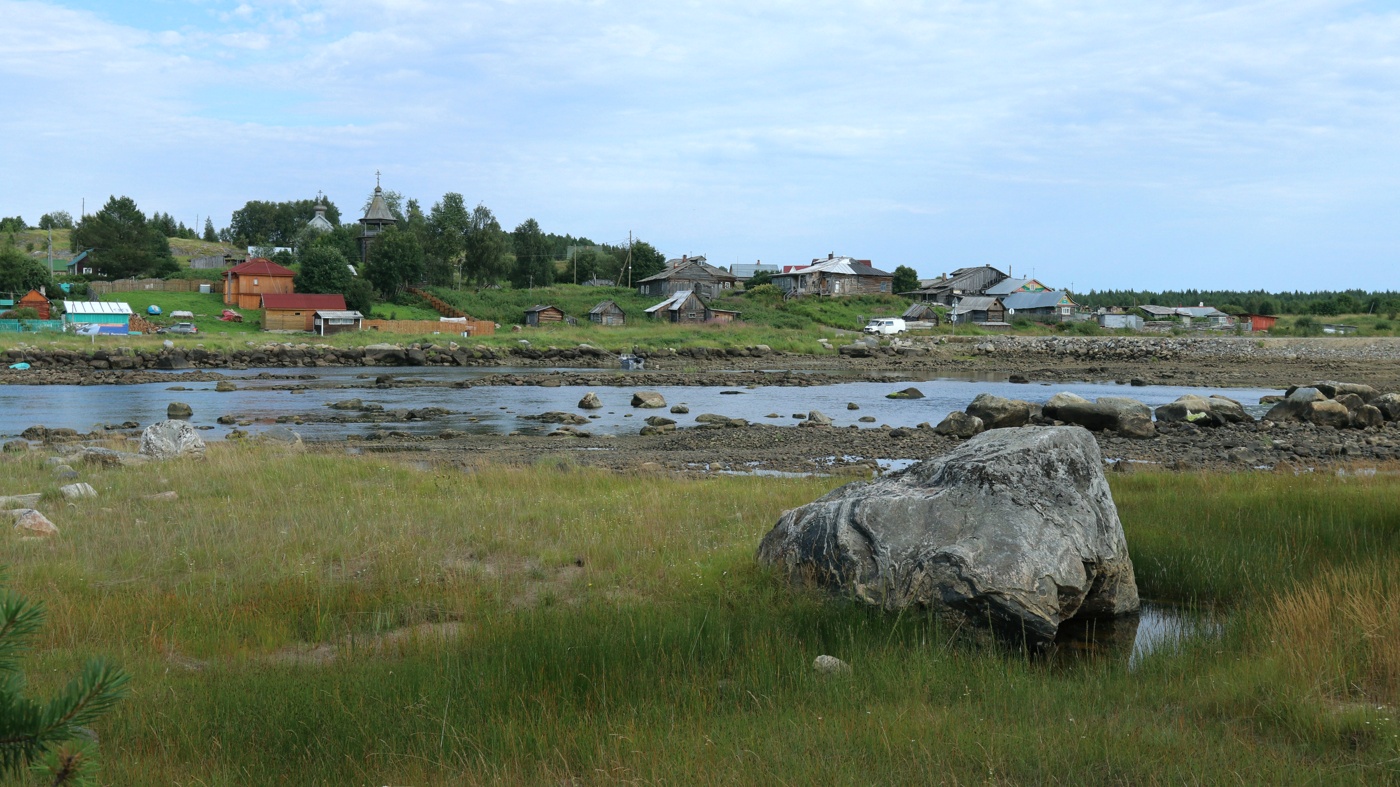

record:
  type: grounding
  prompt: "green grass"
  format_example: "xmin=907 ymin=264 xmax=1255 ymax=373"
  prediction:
xmin=3 ymin=450 xmax=1400 ymax=783
xmin=97 ymin=290 xmax=264 ymax=334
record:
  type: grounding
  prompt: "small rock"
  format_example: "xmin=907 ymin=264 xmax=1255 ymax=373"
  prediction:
xmin=139 ymin=420 xmax=207 ymax=460
xmin=812 ymin=655 xmax=851 ymax=676
xmin=847 ymin=402 xmax=860 ymax=410
xmin=167 ymin=402 xmax=193 ymax=419
xmin=147 ymin=491 xmax=179 ymax=502
xmin=329 ymin=398 xmax=363 ymax=410
xmin=59 ymin=482 xmax=97 ymax=500
xmin=7 ymin=508 xmax=58 ymax=537
xmin=631 ymin=391 xmax=667 ymax=409
xmin=670 ymin=405 xmax=690 ymax=414
xmin=887 ymin=387 xmax=925 ymax=400
xmin=578 ymin=392 xmax=604 ymax=410
xmin=858 ymin=416 xmax=877 ymax=423
xmin=645 ymin=416 xmax=676 ymax=427
xmin=52 ymin=465 xmax=78 ymax=480
xmin=260 ymin=426 xmax=305 ymax=448
xmin=0 ymin=494 xmax=42 ymax=508
xmin=215 ymin=381 xmax=237 ymax=392
xmin=801 ymin=410 xmax=833 ymax=427
xmin=2 ymin=440 xmax=29 ymax=454
xmin=935 ymin=411 xmax=984 ymax=439
xmin=216 ymin=415 xmax=237 ymax=425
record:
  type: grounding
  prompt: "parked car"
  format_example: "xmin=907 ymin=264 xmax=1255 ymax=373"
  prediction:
xmin=863 ymin=317 xmax=906 ymax=335
xmin=158 ymin=322 xmax=198 ymax=335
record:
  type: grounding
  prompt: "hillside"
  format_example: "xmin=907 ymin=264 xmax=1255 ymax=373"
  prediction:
xmin=5 ymin=227 xmax=238 ymax=270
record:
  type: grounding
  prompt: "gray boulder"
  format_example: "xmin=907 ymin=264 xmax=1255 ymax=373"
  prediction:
xmin=578 ymin=392 xmax=604 ymax=410
xmin=1293 ymin=381 xmax=1378 ymax=403
xmin=801 ymin=410 xmax=833 ymax=427
xmin=167 ymin=402 xmax=193 ymax=419
xmin=2 ymin=439 xmax=29 ymax=454
xmin=329 ymin=398 xmax=363 ymax=410
xmin=525 ymin=412 xmax=590 ymax=425
xmin=812 ymin=655 xmax=851 ymax=676
xmin=259 ymin=426 xmax=305 ymax=448
xmin=1264 ymin=387 xmax=1326 ymax=422
xmin=631 ymin=391 xmax=667 ymax=408
xmin=934 ymin=411 xmax=984 ymax=439
xmin=1334 ymin=393 xmax=1365 ymax=412
xmin=669 ymin=404 xmax=690 ymax=414
xmin=59 ymin=482 xmax=97 ymax=500
xmin=139 ymin=420 xmax=207 ymax=460
xmin=1308 ymin=400 xmax=1352 ymax=429
xmin=886 ymin=387 xmax=925 ymax=400
xmin=1044 ymin=394 xmax=1155 ymax=439
xmin=1372 ymin=393 xmax=1400 ymax=421
xmin=966 ymin=393 xmax=1033 ymax=430
xmin=1353 ymin=404 xmax=1385 ymax=430
xmin=215 ymin=381 xmax=237 ymax=392
xmin=758 ymin=426 xmax=1139 ymax=646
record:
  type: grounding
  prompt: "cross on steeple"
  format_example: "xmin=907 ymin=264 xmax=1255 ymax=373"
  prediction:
xmin=375 ymin=170 xmax=381 ymax=189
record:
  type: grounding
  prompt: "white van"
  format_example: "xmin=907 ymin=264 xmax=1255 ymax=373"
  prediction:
xmin=863 ymin=318 xmax=906 ymax=335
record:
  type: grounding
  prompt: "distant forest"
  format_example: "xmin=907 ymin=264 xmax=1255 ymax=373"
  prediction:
xmin=1078 ymin=289 xmax=1400 ymax=317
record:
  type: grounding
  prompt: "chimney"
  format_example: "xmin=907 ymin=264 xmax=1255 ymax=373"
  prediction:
xmin=828 ymin=252 xmax=834 ymax=260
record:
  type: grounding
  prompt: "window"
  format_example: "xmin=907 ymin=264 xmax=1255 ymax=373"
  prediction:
xmin=687 ymin=312 xmax=697 ymax=319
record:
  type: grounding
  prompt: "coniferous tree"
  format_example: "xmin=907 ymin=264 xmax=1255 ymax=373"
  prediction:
xmin=0 ymin=572 xmax=129 ymax=785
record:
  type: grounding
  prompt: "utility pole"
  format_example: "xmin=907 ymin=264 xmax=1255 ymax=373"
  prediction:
xmin=626 ymin=231 xmax=633 ymax=289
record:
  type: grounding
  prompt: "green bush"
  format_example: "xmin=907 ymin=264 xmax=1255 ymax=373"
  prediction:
xmin=1293 ymin=316 xmax=1322 ymax=337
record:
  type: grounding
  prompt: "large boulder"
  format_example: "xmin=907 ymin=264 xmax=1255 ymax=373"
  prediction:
xmin=139 ymin=420 xmax=207 ymax=460
xmin=1044 ymin=394 xmax=1155 ymax=439
xmin=965 ymin=393 xmax=1034 ymax=430
xmin=1353 ymin=404 xmax=1385 ymax=430
xmin=578 ymin=392 xmax=604 ymax=410
xmin=1292 ymin=381 xmax=1379 ymax=403
xmin=631 ymin=391 xmax=667 ymax=409
xmin=757 ymin=426 xmax=1140 ymax=646
xmin=1264 ymin=387 xmax=1326 ymax=422
xmin=1308 ymin=400 xmax=1352 ymax=429
xmin=166 ymin=402 xmax=193 ymax=419
xmin=800 ymin=410 xmax=833 ymax=428
xmin=934 ymin=411 xmax=984 ymax=439
xmin=1372 ymin=393 xmax=1400 ymax=421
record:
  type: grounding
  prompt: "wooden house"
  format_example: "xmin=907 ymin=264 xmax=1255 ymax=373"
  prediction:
xmin=984 ymin=277 xmax=1051 ymax=297
xmin=313 ymin=309 xmax=364 ymax=336
xmin=261 ymin=293 xmax=347 ymax=331
xmin=587 ymin=300 xmax=626 ymax=326
xmin=770 ymin=255 xmax=894 ymax=298
xmin=902 ymin=302 xmax=941 ymax=326
xmin=950 ymin=296 xmax=1006 ymax=325
xmin=224 ymin=258 xmax=295 ymax=310
xmin=644 ymin=291 xmax=740 ymax=324
xmin=1002 ymin=291 xmax=1077 ymax=321
xmin=635 ymin=256 xmax=737 ymax=300
xmin=904 ymin=265 xmax=1007 ymax=304
xmin=523 ymin=304 xmax=565 ymax=327
xmin=17 ymin=289 xmax=51 ymax=319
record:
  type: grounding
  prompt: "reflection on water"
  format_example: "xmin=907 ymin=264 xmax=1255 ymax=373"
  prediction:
xmin=1053 ymin=602 xmax=1220 ymax=668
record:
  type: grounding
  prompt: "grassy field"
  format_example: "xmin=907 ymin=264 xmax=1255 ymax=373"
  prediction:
xmin=97 ymin=290 xmax=264 ymax=335
xmin=2 ymin=449 xmax=1399 ymax=784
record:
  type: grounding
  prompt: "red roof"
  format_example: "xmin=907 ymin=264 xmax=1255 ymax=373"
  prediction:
xmin=227 ymin=258 xmax=296 ymax=277
xmin=261 ymin=293 xmax=346 ymax=310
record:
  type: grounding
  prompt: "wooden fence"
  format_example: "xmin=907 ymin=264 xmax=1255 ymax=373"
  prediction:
xmin=363 ymin=319 xmax=496 ymax=336
xmin=89 ymin=278 xmax=224 ymax=295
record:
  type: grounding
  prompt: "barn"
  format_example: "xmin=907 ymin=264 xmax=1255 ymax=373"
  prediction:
xmin=17 ymin=289 xmax=51 ymax=319
xmin=524 ymin=305 xmax=566 ymax=327
xmin=587 ymin=300 xmax=626 ymax=326
xmin=262 ymin=293 xmax=347 ymax=332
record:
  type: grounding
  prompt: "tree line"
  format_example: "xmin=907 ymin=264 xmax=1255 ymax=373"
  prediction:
xmin=1078 ymin=289 xmax=1400 ymax=317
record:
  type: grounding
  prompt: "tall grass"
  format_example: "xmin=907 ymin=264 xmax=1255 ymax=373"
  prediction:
xmin=3 ymin=450 xmax=1400 ymax=782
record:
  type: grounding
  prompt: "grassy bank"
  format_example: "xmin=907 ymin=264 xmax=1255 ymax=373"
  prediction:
xmin=2 ymin=449 xmax=1399 ymax=783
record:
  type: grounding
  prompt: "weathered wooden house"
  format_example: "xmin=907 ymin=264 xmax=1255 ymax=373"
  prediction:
xmin=904 ymin=265 xmax=1007 ymax=304
xmin=644 ymin=291 xmax=740 ymax=324
xmin=17 ymin=289 xmax=51 ymax=319
xmin=949 ymin=296 xmax=1006 ymax=325
xmin=587 ymin=300 xmax=626 ymax=326
xmin=224 ymin=258 xmax=295 ymax=310
xmin=902 ymin=302 xmax=940 ymax=326
xmin=770 ymin=255 xmax=894 ymax=298
xmin=635 ymin=256 xmax=737 ymax=300
xmin=523 ymin=304 xmax=566 ymax=327
xmin=261 ymin=293 xmax=347 ymax=331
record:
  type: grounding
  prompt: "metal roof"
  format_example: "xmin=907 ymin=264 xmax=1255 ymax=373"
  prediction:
xmin=773 ymin=256 xmax=893 ymax=278
xmin=62 ymin=301 xmax=132 ymax=315
xmin=261 ymin=293 xmax=347 ymax=310
xmin=313 ymin=310 xmax=363 ymax=319
xmin=645 ymin=290 xmax=695 ymax=314
xmin=984 ymin=277 xmax=1048 ymax=295
xmin=637 ymin=259 xmax=736 ymax=283
xmin=1002 ymin=291 xmax=1073 ymax=311
xmin=951 ymin=296 xmax=1001 ymax=313
xmin=227 ymin=258 xmax=295 ymax=277
xmin=588 ymin=300 xmax=623 ymax=315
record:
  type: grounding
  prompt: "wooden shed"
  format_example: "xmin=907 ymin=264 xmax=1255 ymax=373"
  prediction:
xmin=587 ymin=300 xmax=626 ymax=326
xmin=17 ymin=289 xmax=51 ymax=319
xmin=524 ymin=305 xmax=565 ymax=327
xmin=313 ymin=310 xmax=364 ymax=336
xmin=261 ymin=293 xmax=347 ymax=331
xmin=225 ymin=258 xmax=295 ymax=310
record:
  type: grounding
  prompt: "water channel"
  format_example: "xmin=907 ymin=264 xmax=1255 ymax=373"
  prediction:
xmin=0 ymin=367 xmax=1280 ymax=441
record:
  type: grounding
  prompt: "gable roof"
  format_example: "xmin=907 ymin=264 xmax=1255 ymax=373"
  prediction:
xmin=951 ymin=296 xmax=1002 ymax=314
xmin=524 ymin=304 xmax=562 ymax=314
xmin=984 ymin=277 xmax=1049 ymax=296
xmin=261 ymin=293 xmax=346 ymax=311
xmin=773 ymin=256 xmax=893 ymax=278
xmin=227 ymin=258 xmax=296 ymax=277
xmin=1002 ymin=290 xmax=1073 ymax=310
xmin=645 ymin=290 xmax=698 ymax=314
xmin=588 ymin=300 xmax=624 ymax=315
xmin=637 ymin=258 xmax=737 ymax=284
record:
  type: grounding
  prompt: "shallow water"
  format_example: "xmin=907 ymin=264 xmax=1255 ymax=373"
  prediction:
xmin=1054 ymin=602 xmax=1221 ymax=668
xmin=0 ymin=366 xmax=1279 ymax=441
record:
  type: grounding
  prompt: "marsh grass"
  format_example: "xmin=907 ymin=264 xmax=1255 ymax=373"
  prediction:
xmin=2 ymin=450 xmax=1400 ymax=783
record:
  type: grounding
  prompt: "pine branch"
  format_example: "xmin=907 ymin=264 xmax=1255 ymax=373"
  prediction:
xmin=0 ymin=592 xmax=45 ymax=674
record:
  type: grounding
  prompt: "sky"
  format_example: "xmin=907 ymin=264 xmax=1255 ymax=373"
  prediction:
xmin=2 ymin=0 xmax=1398 ymax=292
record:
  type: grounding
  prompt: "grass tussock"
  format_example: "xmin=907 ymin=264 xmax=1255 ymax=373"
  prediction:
xmin=2 ymin=449 xmax=1400 ymax=783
